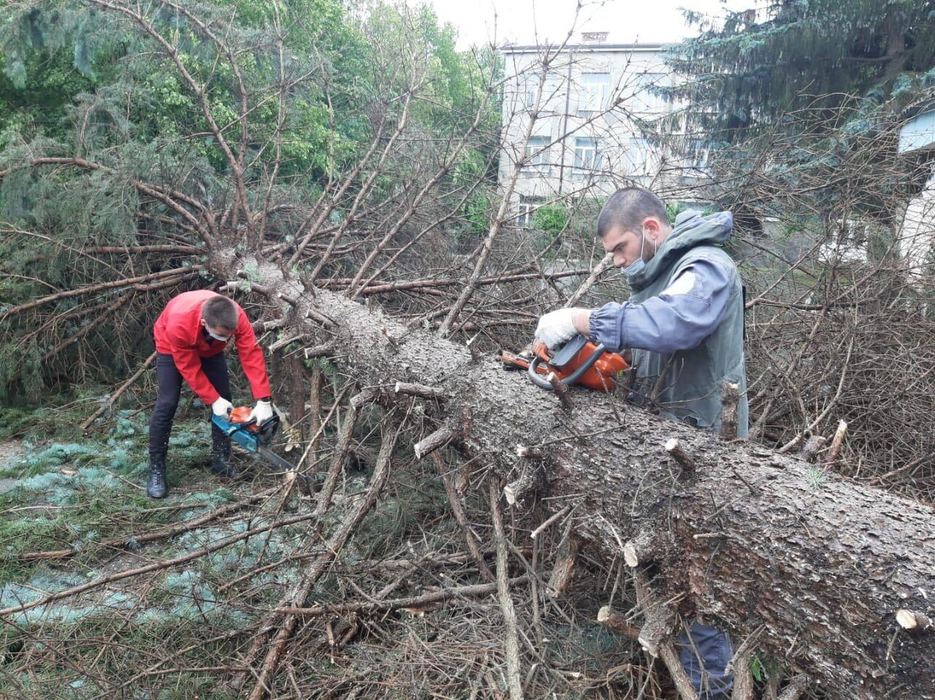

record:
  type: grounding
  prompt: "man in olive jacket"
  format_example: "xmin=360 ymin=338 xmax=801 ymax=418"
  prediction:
xmin=534 ymin=187 xmax=748 ymax=698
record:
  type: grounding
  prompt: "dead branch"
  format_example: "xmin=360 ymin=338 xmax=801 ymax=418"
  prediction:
xmin=489 ymin=480 xmax=525 ymax=700
xmin=81 ymin=352 xmax=157 ymax=431
xmin=19 ymin=488 xmax=276 ymax=561
xmin=0 ymin=509 xmax=317 ymax=617
xmin=432 ymin=452 xmax=493 ymax=581
xmin=246 ymin=414 xmax=401 ymax=700
xmin=276 ymin=577 xmax=528 ymax=617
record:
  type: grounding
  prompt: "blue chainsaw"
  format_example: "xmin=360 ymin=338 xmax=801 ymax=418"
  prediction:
xmin=211 ymin=406 xmax=296 ymax=472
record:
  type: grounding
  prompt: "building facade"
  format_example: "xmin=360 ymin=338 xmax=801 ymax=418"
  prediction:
xmin=498 ymin=38 xmax=692 ymax=227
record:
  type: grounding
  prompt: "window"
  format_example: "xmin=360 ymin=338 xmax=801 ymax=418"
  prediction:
xmin=631 ymin=72 xmax=667 ymax=113
xmin=622 ymin=137 xmax=652 ymax=176
xmin=573 ymin=137 xmax=602 ymax=176
xmin=579 ymin=73 xmax=610 ymax=114
xmin=524 ymin=77 xmax=537 ymax=110
xmin=687 ymin=140 xmax=711 ymax=170
xmin=523 ymin=136 xmax=550 ymax=174
xmin=517 ymin=196 xmax=543 ymax=228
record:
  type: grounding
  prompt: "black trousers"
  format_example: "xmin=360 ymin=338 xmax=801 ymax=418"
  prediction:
xmin=149 ymin=352 xmax=232 ymax=460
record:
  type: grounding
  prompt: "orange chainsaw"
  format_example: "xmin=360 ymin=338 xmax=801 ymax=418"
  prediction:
xmin=499 ymin=334 xmax=629 ymax=392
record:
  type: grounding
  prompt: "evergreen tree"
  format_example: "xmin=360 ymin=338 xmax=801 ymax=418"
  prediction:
xmin=667 ymin=0 xmax=935 ymax=139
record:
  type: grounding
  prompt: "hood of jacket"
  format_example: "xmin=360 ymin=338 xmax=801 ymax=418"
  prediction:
xmin=626 ymin=210 xmax=733 ymax=292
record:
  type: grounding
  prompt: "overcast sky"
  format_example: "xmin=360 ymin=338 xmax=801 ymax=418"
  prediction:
xmin=415 ymin=0 xmax=756 ymax=49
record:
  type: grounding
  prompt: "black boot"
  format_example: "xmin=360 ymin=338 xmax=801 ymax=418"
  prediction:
xmin=210 ymin=430 xmax=236 ymax=478
xmin=147 ymin=455 xmax=168 ymax=498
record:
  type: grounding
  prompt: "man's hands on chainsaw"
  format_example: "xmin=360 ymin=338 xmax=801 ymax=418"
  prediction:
xmin=249 ymin=399 xmax=274 ymax=424
xmin=211 ymin=397 xmax=234 ymax=417
xmin=534 ymin=307 xmax=589 ymax=351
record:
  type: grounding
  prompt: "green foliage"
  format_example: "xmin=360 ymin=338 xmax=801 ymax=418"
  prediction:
xmin=806 ymin=466 xmax=828 ymax=489
xmin=661 ymin=1 xmax=935 ymax=232
xmin=0 ymin=0 xmax=498 ymax=399
xmin=750 ymin=653 xmax=765 ymax=682
xmin=463 ymin=191 xmax=491 ymax=236
xmin=668 ymin=1 xmax=935 ymax=138
xmin=532 ymin=203 xmax=569 ymax=234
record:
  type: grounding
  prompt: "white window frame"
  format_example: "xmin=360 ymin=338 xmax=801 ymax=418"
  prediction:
xmin=523 ymin=135 xmax=550 ymax=174
xmin=573 ymin=137 xmax=602 ymax=177
xmin=623 ymin=137 xmax=653 ymax=176
xmin=579 ymin=73 xmax=611 ymax=115
xmin=517 ymin=196 xmax=543 ymax=228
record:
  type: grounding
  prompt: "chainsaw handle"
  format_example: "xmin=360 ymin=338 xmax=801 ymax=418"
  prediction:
xmin=527 ymin=344 xmax=608 ymax=390
xmin=527 ymin=355 xmax=556 ymax=389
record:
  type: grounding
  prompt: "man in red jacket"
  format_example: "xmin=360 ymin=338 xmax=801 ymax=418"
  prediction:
xmin=148 ymin=290 xmax=273 ymax=498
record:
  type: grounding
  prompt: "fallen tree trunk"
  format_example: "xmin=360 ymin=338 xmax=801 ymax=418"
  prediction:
xmin=220 ymin=250 xmax=935 ymax=698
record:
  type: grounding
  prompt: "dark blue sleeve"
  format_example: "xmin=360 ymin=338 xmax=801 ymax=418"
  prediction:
xmin=588 ymin=259 xmax=733 ymax=353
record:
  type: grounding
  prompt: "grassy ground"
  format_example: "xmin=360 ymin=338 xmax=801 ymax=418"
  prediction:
xmin=0 ymin=400 xmax=653 ymax=699
xmin=0 ymin=402 xmax=477 ymax=698
xmin=0 ymin=401 xmax=291 ymax=697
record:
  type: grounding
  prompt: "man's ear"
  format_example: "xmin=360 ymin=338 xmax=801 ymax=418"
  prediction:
xmin=642 ymin=216 xmax=663 ymax=242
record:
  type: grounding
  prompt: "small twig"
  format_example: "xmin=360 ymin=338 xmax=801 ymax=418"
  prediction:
xmin=503 ymin=469 xmax=536 ymax=507
xmin=896 ymin=609 xmax=932 ymax=633
xmin=276 ymin=577 xmax=528 ymax=617
xmin=529 ymin=506 xmax=571 ymax=540
xmin=268 ymin=333 xmax=307 ymax=352
xmin=623 ymin=530 xmax=656 ymax=569
xmin=547 ymin=372 xmax=574 ymax=411
xmin=314 ymin=387 xmax=377 ymax=517
xmin=0 ymin=510 xmax=319 ymax=617
xmin=489 ymin=481 xmax=525 ymax=700
xmin=719 ymin=382 xmax=741 ymax=440
xmin=432 ymin=452 xmax=494 ymax=581
xmin=727 ymin=625 xmax=765 ymax=699
xmin=632 ymin=569 xmax=698 ymax=700
xmin=414 ymin=425 xmax=455 ymax=460
xmin=564 ymin=252 xmax=612 ymax=307
xmin=394 ymin=381 xmax=448 ymax=400
xmin=546 ymin=534 xmax=578 ymax=599
xmin=825 ymin=419 xmax=848 ymax=466
xmin=81 ymin=352 xmax=157 ymax=431
xmin=798 ymin=435 xmax=827 ymax=462
xmin=665 ymin=438 xmax=695 ymax=473
xmin=19 ymin=488 xmax=276 ymax=561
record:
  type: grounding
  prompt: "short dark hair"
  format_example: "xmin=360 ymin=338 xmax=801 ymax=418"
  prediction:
xmin=596 ymin=187 xmax=669 ymax=238
xmin=202 ymin=295 xmax=237 ymax=331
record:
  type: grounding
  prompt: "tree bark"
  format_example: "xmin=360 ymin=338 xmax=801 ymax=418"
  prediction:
xmin=217 ymin=250 xmax=935 ymax=699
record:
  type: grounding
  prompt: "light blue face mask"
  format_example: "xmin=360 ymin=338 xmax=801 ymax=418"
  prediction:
xmin=621 ymin=229 xmax=655 ymax=280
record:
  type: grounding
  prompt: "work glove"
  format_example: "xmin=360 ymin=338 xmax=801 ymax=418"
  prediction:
xmin=249 ymin=399 xmax=274 ymax=424
xmin=534 ymin=308 xmax=581 ymax=350
xmin=211 ymin=397 xmax=234 ymax=417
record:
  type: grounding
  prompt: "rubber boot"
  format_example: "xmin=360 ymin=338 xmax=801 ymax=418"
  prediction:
xmin=147 ymin=455 xmax=168 ymax=499
xmin=210 ymin=430 xmax=236 ymax=478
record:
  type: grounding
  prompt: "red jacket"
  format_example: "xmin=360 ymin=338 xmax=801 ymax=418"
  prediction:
xmin=153 ymin=290 xmax=271 ymax=405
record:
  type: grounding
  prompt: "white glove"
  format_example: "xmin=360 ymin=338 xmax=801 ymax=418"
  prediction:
xmin=211 ymin=397 xmax=234 ymax=417
xmin=249 ymin=399 xmax=274 ymax=424
xmin=534 ymin=308 xmax=580 ymax=350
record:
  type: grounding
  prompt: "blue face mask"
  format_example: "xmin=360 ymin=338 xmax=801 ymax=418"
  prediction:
xmin=621 ymin=230 xmax=655 ymax=280
xmin=622 ymin=256 xmax=646 ymax=279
